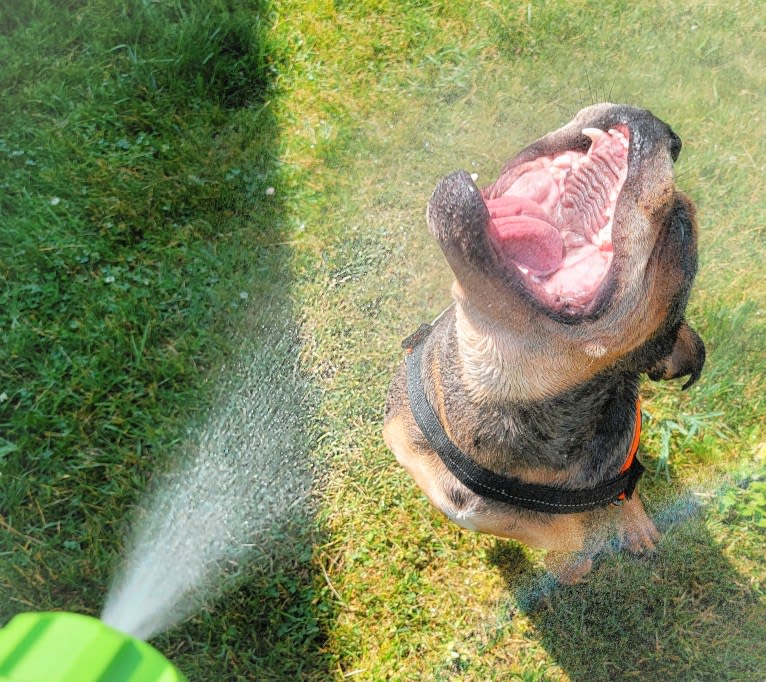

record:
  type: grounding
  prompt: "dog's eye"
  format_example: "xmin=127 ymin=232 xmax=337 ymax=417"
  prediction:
xmin=669 ymin=133 xmax=682 ymax=162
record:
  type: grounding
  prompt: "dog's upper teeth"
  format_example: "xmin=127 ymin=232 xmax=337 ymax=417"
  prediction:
xmin=582 ymin=127 xmax=605 ymax=144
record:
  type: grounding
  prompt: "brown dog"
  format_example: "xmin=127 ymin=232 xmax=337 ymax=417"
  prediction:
xmin=384 ymin=104 xmax=705 ymax=583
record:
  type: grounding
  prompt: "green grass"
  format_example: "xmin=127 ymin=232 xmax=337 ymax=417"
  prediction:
xmin=2 ymin=0 xmax=765 ymax=680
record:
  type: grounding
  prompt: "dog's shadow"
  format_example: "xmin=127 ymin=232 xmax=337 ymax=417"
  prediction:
xmin=487 ymin=498 xmax=766 ymax=681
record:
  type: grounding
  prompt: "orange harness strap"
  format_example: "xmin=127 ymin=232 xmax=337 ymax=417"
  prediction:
xmin=617 ymin=398 xmax=642 ymax=501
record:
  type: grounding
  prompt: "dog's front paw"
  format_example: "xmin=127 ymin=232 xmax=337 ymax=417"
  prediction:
xmin=544 ymin=551 xmax=595 ymax=585
xmin=617 ymin=495 xmax=661 ymax=554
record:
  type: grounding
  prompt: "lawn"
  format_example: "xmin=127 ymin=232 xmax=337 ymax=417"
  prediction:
xmin=1 ymin=1 xmax=764 ymax=680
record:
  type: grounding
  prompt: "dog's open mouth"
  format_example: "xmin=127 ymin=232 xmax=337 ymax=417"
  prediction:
xmin=482 ymin=125 xmax=629 ymax=315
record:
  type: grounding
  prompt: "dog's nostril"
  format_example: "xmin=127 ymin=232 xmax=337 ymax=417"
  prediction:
xmin=669 ymin=133 xmax=682 ymax=162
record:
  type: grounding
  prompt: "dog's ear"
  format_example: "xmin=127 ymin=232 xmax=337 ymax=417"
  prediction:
xmin=647 ymin=320 xmax=705 ymax=389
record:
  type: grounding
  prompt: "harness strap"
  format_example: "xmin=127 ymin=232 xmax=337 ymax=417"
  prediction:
xmin=404 ymin=323 xmax=645 ymax=514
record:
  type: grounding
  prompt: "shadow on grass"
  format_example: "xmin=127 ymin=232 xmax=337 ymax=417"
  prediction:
xmin=0 ymin=1 xmax=335 ymax=679
xmin=488 ymin=501 xmax=766 ymax=681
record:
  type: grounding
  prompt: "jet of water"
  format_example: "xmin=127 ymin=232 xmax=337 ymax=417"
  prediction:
xmin=101 ymin=323 xmax=314 ymax=641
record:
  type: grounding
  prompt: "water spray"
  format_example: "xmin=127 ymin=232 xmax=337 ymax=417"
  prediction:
xmin=100 ymin=327 xmax=313 ymax=640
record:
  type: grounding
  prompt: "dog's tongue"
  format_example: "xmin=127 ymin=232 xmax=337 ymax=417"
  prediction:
xmin=486 ymin=196 xmax=564 ymax=276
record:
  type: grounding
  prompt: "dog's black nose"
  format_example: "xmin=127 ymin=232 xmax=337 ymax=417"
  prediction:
xmin=668 ymin=131 xmax=682 ymax=162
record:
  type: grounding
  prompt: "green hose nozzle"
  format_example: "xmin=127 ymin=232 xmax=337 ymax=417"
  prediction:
xmin=0 ymin=612 xmax=186 ymax=682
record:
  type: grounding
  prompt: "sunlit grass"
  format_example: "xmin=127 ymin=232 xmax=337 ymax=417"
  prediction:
xmin=278 ymin=0 xmax=766 ymax=678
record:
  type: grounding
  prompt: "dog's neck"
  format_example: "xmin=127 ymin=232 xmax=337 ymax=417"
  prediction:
xmin=436 ymin=299 xmax=639 ymax=479
xmin=453 ymin=296 xmax=612 ymax=404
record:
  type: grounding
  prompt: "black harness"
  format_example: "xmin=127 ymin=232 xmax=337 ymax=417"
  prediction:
xmin=403 ymin=322 xmax=645 ymax=514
